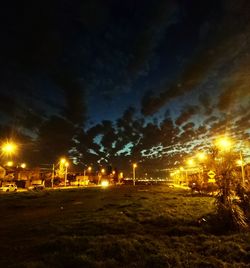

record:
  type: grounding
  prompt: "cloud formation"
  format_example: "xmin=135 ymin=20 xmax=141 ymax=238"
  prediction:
xmin=0 ymin=0 xmax=249 ymax=171
xmin=175 ymin=105 xmax=200 ymax=126
xmin=141 ymin=0 xmax=250 ymax=116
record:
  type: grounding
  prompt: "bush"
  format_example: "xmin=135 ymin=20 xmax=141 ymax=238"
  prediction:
xmin=215 ymin=184 xmax=250 ymax=231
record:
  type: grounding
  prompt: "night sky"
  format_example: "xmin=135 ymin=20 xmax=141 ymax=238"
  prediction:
xmin=0 ymin=0 xmax=249 ymax=174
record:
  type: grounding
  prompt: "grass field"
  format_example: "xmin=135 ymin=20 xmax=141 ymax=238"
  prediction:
xmin=0 ymin=185 xmax=250 ymax=268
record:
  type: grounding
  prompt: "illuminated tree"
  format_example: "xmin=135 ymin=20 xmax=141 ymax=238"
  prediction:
xmin=207 ymin=145 xmax=250 ymax=230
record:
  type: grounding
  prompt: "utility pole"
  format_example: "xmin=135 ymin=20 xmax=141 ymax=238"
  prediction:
xmin=240 ymin=150 xmax=245 ymax=186
xmin=133 ymin=164 xmax=137 ymax=186
xmin=64 ymin=163 xmax=68 ymax=187
xmin=52 ymin=164 xmax=55 ymax=188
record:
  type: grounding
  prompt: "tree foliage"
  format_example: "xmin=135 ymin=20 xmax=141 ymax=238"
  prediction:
xmin=207 ymin=148 xmax=250 ymax=231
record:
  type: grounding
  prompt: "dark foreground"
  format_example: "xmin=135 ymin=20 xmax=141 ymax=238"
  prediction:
xmin=0 ymin=186 xmax=250 ymax=267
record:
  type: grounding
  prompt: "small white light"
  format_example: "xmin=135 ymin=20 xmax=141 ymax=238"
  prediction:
xmin=101 ymin=180 xmax=109 ymax=187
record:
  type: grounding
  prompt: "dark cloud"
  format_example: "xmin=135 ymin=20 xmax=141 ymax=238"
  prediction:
xmin=141 ymin=0 xmax=250 ymax=116
xmin=182 ymin=122 xmax=195 ymax=131
xmin=128 ymin=0 xmax=179 ymax=74
xmin=204 ymin=116 xmax=218 ymax=125
xmin=217 ymin=55 xmax=250 ymax=111
xmin=0 ymin=93 xmax=20 ymax=118
xmin=56 ymin=75 xmax=87 ymax=126
xmin=141 ymin=40 xmax=230 ymax=116
xmin=234 ymin=110 xmax=250 ymax=130
xmin=36 ymin=115 xmax=75 ymax=164
xmin=0 ymin=90 xmax=46 ymax=134
xmin=77 ymin=0 xmax=110 ymax=31
xmin=175 ymin=105 xmax=200 ymax=126
xmin=195 ymin=125 xmax=208 ymax=137
xmin=198 ymin=92 xmax=213 ymax=115
xmin=207 ymin=117 xmax=232 ymax=138
xmin=0 ymin=0 xmax=249 ymax=170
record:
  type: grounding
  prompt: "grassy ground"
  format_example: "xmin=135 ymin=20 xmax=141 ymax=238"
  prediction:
xmin=0 ymin=185 xmax=250 ymax=268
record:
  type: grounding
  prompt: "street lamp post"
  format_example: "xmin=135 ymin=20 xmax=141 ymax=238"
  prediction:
xmin=196 ymin=152 xmax=206 ymax=182
xmin=97 ymin=168 xmax=105 ymax=185
xmin=239 ymin=151 xmax=245 ymax=186
xmin=133 ymin=163 xmax=137 ymax=186
xmin=64 ymin=162 xmax=69 ymax=187
xmin=119 ymin=172 xmax=123 ymax=184
xmin=60 ymin=158 xmax=69 ymax=187
xmin=84 ymin=166 xmax=92 ymax=178
xmin=216 ymin=137 xmax=246 ymax=186
xmin=83 ymin=166 xmax=92 ymax=186
xmin=179 ymin=167 xmax=187 ymax=184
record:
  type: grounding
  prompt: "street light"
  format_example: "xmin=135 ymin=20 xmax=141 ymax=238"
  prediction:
xmin=84 ymin=166 xmax=92 ymax=177
xmin=60 ymin=158 xmax=66 ymax=164
xmin=101 ymin=180 xmax=109 ymax=187
xmin=216 ymin=137 xmax=232 ymax=151
xmin=60 ymin=158 xmax=69 ymax=187
xmin=133 ymin=163 xmax=137 ymax=186
xmin=1 ymin=142 xmax=17 ymax=156
xmin=6 ymin=161 xmax=14 ymax=167
xmin=187 ymin=159 xmax=194 ymax=167
xmin=83 ymin=166 xmax=92 ymax=185
xmin=197 ymin=152 xmax=206 ymax=161
xmin=20 ymin=163 xmax=26 ymax=169
xmin=216 ymin=137 xmax=245 ymax=186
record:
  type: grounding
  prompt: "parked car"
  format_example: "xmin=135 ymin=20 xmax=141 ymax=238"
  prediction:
xmin=28 ymin=184 xmax=45 ymax=191
xmin=0 ymin=184 xmax=17 ymax=192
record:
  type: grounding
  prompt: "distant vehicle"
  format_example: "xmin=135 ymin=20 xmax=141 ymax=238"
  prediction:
xmin=28 ymin=184 xmax=45 ymax=191
xmin=0 ymin=184 xmax=17 ymax=192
